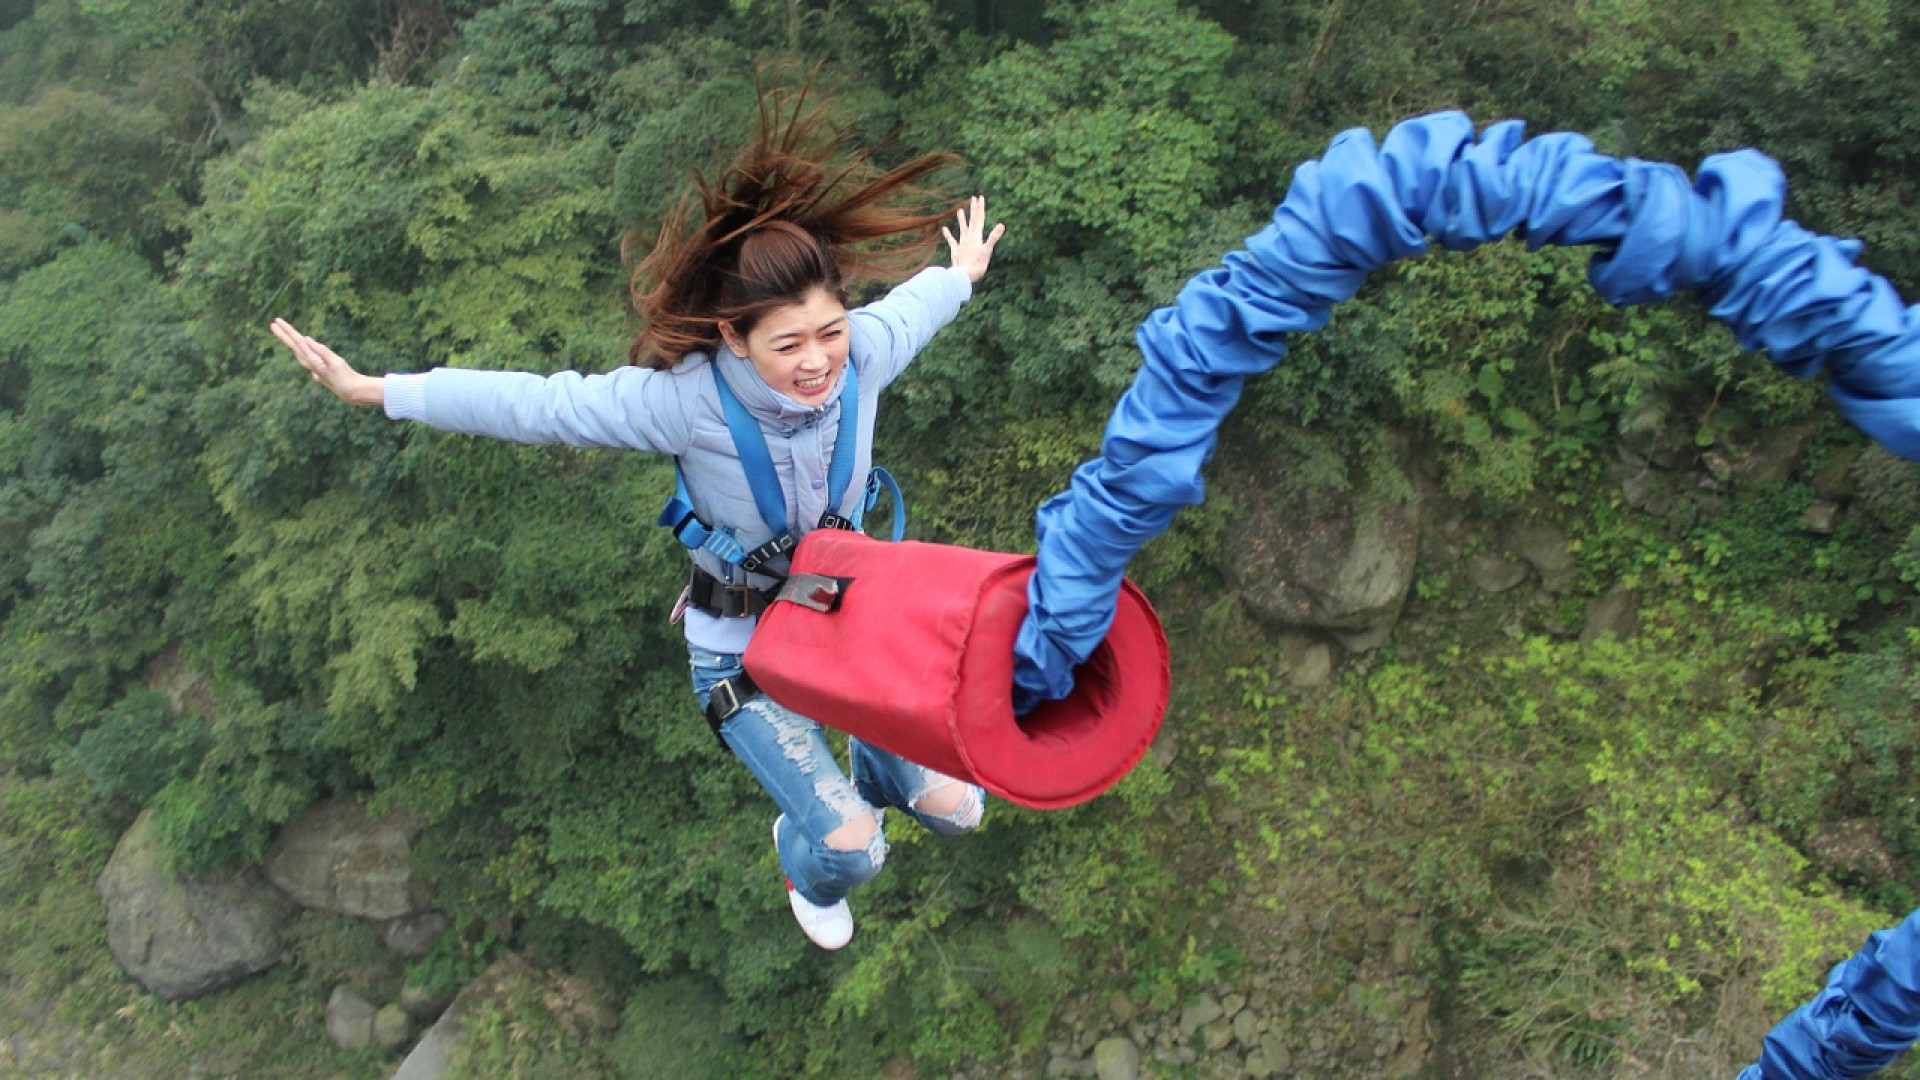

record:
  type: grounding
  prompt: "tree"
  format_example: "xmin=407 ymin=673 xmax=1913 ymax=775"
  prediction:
xmin=0 ymin=86 xmax=189 ymax=272
xmin=0 ymin=241 xmax=222 ymax=789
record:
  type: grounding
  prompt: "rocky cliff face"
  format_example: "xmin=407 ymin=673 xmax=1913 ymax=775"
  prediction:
xmin=96 ymin=810 xmax=293 ymax=1002
xmin=1221 ymin=438 xmax=1426 ymax=653
xmin=264 ymin=797 xmax=432 ymax=920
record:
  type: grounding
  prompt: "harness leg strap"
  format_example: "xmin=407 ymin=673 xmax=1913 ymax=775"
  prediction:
xmin=704 ymin=671 xmax=760 ymax=751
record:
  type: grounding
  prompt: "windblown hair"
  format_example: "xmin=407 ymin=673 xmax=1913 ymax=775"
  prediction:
xmin=625 ymin=74 xmax=961 ymax=368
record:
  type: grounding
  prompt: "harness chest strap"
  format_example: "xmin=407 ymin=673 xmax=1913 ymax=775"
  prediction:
xmin=659 ymin=359 xmax=905 ymax=618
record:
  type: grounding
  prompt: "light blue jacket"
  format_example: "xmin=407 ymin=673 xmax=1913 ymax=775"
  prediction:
xmin=384 ymin=265 xmax=972 ymax=653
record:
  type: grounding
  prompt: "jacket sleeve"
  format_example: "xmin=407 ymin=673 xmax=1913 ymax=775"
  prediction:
xmin=383 ymin=364 xmax=696 ymax=455
xmin=848 ymin=265 xmax=973 ymax=389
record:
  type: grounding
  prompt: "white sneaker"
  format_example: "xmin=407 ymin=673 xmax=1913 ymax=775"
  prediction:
xmin=773 ymin=815 xmax=854 ymax=950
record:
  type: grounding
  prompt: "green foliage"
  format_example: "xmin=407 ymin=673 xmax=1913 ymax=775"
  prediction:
xmin=956 ymin=0 xmax=1245 ymax=267
xmin=64 ymin=0 xmax=424 ymax=97
xmin=4 ymin=3 xmax=1920 ymax=1079
xmin=0 ymin=775 xmax=130 ymax=1020
xmin=0 ymin=774 xmax=412 ymax=1080
xmin=1581 ymin=744 xmax=1881 ymax=1012
xmin=0 ymin=85 xmax=188 ymax=271
xmin=610 ymin=975 xmax=744 ymax=1080
xmin=282 ymin=909 xmax=402 ymax=992
xmin=1211 ymin=602 xmax=1899 ymax=1067
xmin=186 ymin=79 xmax=608 ymax=368
xmin=1016 ymin=802 xmax=1182 ymax=945
xmin=1852 ymin=445 xmax=1920 ymax=534
xmin=905 ymin=411 xmax=1098 ymax=552
xmin=1750 ymin=644 xmax=1920 ymax=912
xmin=888 ymin=0 xmax=1266 ymax=425
xmin=0 ymin=240 xmax=228 ymax=813
xmin=447 ymin=961 xmax=621 ymax=1080
xmin=405 ymin=925 xmax=502 ymax=1002
xmin=0 ymin=772 xmax=119 ymax=878
xmin=147 ymin=774 xmax=270 ymax=869
xmin=455 ymin=0 xmax=647 ymax=136
xmin=1572 ymin=0 xmax=1920 ymax=289
xmin=65 ymin=690 xmax=206 ymax=804
xmin=1384 ymin=246 xmax=1609 ymax=500
xmin=608 ymin=55 xmax=756 ymax=230
xmin=1244 ymin=239 xmax=1824 ymax=509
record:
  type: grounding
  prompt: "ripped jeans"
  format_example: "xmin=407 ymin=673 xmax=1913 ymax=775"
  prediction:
xmin=689 ymin=647 xmax=987 ymax=907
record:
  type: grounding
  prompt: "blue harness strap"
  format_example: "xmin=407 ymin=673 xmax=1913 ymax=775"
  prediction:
xmin=659 ymin=361 xmax=901 ymax=576
xmin=712 ymin=363 xmax=804 ymax=544
xmin=657 ymin=468 xmax=751 ymax=566
xmin=860 ymin=466 xmax=906 ymax=541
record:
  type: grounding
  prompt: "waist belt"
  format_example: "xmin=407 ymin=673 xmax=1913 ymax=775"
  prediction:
xmin=685 ymin=567 xmax=779 ymax=618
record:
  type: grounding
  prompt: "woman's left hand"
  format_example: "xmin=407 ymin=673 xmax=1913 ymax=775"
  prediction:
xmin=943 ymin=195 xmax=1005 ymax=283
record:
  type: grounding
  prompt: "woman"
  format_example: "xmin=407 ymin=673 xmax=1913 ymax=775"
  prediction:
xmin=270 ymin=86 xmax=1004 ymax=950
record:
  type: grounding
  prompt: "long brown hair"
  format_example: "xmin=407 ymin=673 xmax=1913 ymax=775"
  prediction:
xmin=625 ymin=72 xmax=961 ymax=369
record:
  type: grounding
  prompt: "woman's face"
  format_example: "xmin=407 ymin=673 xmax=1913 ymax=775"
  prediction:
xmin=721 ymin=287 xmax=851 ymax=407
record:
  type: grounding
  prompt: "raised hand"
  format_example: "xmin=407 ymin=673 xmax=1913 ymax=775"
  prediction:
xmin=942 ymin=195 xmax=1006 ymax=284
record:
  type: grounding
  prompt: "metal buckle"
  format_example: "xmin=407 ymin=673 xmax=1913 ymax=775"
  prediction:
xmin=709 ymin=677 xmax=741 ymax=721
xmin=720 ymin=584 xmax=756 ymax=616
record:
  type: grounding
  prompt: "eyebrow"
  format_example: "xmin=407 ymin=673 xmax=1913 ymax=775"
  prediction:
xmin=770 ymin=316 xmax=848 ymax=343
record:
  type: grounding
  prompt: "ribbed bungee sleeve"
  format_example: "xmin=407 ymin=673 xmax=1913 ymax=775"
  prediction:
xmin=1013 ymin=110 xmax=1920 ymax=711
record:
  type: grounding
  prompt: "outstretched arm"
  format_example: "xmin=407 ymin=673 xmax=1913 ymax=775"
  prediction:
xmin=271 ymin=319 xmax=384 ymax=407
xmin=269 ymin=317 xmax=694 ymax=453
xmin=942 ymin=195 xmax=1005 ymax=283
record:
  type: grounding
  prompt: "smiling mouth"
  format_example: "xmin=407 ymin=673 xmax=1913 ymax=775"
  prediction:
xmin=796 ymin=374 xmax=828 ymax=393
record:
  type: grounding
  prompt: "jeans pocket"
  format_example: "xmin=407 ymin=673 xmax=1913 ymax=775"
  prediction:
xmin=688 ymin=648 xmax=746 ymax=709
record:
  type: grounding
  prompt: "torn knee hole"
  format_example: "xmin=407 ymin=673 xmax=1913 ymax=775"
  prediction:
xmin=912 ymin=781 xmax=967 ymax=817
xmin=913 ymin=782 xmax=982 ymax=828
xmin=823 ymin=811 xmax=880 ymax=851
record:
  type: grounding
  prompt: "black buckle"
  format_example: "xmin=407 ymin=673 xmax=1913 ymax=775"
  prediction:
xmin=819 ymin=513 xmax=857 ymax=532
xmin=739 ymin=532 xmax=798 ymax=573
xmin=686 ymin=569 xmax=775 ymax=618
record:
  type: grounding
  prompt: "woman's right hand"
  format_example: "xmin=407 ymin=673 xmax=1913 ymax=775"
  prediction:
xmin=270 ymin=318 xmax=385 ymax=407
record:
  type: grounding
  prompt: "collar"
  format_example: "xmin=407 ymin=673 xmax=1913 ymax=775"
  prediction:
xmin=713 ymin=344 xmax=848 ymax=432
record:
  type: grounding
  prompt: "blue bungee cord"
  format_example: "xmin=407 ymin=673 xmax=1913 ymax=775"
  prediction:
xmin=1013 ymin=109 xmax=1920 ymax=709
xmin=1009 ymin=111 xmax=1920 ymax=1080
xmin=1738 ymin=909 xmax=1920 ymax=1080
